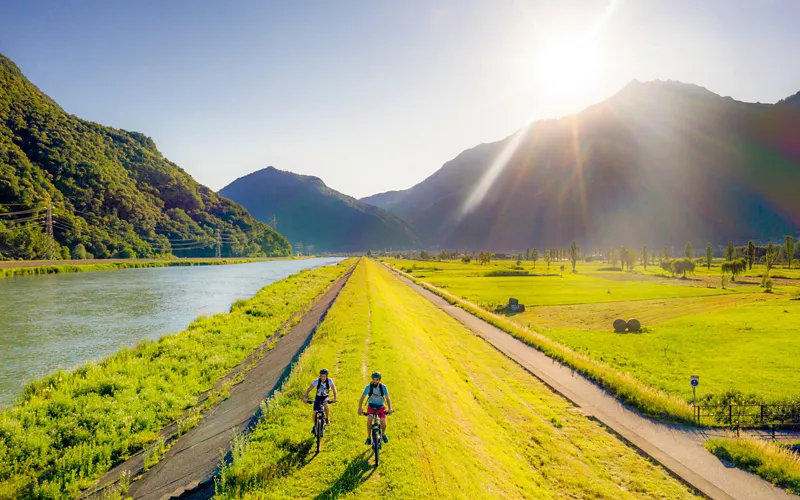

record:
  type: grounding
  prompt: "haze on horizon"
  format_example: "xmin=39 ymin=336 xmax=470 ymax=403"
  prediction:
xmin=2 ymin=0 xmax=799 ymax=199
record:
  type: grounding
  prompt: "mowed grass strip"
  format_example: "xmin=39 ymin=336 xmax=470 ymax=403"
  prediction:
xmin=0 ymin=259 xmax=353 ymax=500
xmin=216 ymin=259 xmax=698 ymax=499
xmin=705 ymin=437 xmax=800 ymax=495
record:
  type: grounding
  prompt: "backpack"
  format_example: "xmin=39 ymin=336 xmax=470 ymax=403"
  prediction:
xmin=317 ymin=378 xmax=330 ymax=393
xmin=368 ymin=383 xmax=385 ymax=398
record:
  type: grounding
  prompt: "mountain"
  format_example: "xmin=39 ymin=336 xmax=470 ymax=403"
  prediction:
xmin=0 ymin=53 xmax=290 ymax=259
xmin=219 ymin=167 xmax=421 ymax=253
xmin=362 ymin=79 xmax=800 ymax=250
xmin=777 ymin=90 xmax=800 ymax=108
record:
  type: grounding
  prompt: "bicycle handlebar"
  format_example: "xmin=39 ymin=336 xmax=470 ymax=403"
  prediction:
xmin=305 ymin=400 xmax=336 ymax=404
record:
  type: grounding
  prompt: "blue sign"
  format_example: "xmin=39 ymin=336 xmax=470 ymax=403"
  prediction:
xmin=690 ymin=376 xmax=699 ymax=387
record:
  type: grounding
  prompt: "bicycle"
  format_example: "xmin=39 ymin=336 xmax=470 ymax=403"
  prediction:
xmin=307 ymin=400 xmax=335 ymax=454
xmin=363 ymin=409 xmax=392 ymax=466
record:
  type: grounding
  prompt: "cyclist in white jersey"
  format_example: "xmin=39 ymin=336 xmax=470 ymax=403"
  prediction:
xmin=302 ymin=368 xmax=337 ymax=430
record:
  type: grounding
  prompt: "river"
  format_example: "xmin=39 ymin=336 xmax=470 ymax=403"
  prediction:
xmin=0 ymin=257 xmax=342 ymax=407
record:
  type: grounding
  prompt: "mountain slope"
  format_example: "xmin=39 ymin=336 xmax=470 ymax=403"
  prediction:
xmin=219 ymin=167 xmax=421 ymax=252
xmin=0 ymin=53 xmax=290 ymax=259
xmin=363 ymin=80 xmax=800 ymax=249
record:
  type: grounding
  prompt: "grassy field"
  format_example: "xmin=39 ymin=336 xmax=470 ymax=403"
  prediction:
xmin=0 ymin=259 xmax=353 ymax=500
xmin=0 ymin=257 xmax=289 ymax=279
xmin=215 ymin=259 xmax=698 ymax=499
xmin=383 ymin=258 xmax=800 ymax=407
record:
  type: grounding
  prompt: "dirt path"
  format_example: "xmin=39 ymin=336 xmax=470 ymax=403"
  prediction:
xmin=388 ymin=266 xmax=796 ymax=500
xmin=83 ymin=265 xmax=354 ymax=500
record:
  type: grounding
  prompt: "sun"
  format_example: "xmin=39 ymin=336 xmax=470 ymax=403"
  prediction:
xmin=533 ymin=36 xmax=602 ymax=98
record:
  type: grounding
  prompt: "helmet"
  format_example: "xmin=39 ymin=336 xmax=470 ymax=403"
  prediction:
xmin=370 ymin=371 xmax=382 ymax=379
xmin=319 ymin=368 xmax=329 ymax=375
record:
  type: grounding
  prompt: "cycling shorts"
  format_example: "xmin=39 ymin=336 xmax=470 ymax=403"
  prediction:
xmin=367 ymin=405 xmax=387 ymax=418
xmin=313 ymin=395 xmax=329 ymax=412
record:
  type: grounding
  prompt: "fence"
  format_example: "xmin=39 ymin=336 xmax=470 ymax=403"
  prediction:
xmin=694 ymin=403 xmax=800 ymax=427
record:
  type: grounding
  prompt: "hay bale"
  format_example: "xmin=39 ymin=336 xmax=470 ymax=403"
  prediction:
xmin=627 ymin=318 xmax=642 ymax=333
xmin=613 ymin=318 xmax=627 ymax=333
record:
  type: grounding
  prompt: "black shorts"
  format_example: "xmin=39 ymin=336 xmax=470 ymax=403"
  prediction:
xmin=313 ymin=395 xmax=329 ymax=412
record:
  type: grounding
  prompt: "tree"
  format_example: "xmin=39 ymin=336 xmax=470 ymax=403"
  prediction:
xmin=786 ymin=236 xmax=796 ymax=269
xmin=672 ymin=258 xmax=695 ymax=278
xmin=684 ymin=242 xmax=693 ymax=259
xmin=662 ymin=246 xmax=670 ymax=262
xmin=60 ymin=246 xmax=70 ymax=260
xmin=620 ymin=247 xmax=636 ymax=271
xmin=725 ymin=242 xmax=735 ymax=261
xmin=119 ymin=247 xmax=136 ymax=259
xmin=609 ymin=248 xmax=619 ymax=268
xmin=544 ymin=251 xmax=551 ymax=270
xmin=747 ymin=240 xmax=755 ymax=270
xmin=72 ymin=243 xmax=88 ymax=260
xmin=532 ymin=248 xmax=539 ymax=268
xmin=569 ymin=241 xmax=579 ymax=273
xmin=706 ymin=242 xmax=713 ymax=270
xmin=641 ymin=245 xmax=648 ymax=270
xmin=765 ymin=242 xmax=777 ymax=273
xmin=721 ymin=258 xmax=747 ymax=282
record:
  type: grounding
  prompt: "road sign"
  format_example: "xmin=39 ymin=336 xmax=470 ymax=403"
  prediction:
xmin=690 ymin=375 xmax=699 ymax=387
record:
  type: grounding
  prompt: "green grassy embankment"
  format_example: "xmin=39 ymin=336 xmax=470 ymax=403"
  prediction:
xmin=0 ymin=258 xmax=289 ymax=279
xmin=215 ymin=259 xmax=698 ymax=499
xmin=706 ymin=438 xmax=800 ymax=495
xmin=0 ymin=259 xmax=353 ymax=500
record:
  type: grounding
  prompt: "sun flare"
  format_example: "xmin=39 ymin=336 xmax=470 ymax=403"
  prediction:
xmin=533 ymin=36 xmax=602 ymax=98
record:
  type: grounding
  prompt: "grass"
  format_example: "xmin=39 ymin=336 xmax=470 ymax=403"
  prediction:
xmin=0 ymin=258 xmax=279 ymax=279
xmin=706 ymin=437 xmax=800 ymax=494
xmin=215 ymin=259 xmax=699 ymax=499
xmin=384 ymin=258 xmax=800 ymax=408
xmin=0 ymin=259 xmax=353 ymax=500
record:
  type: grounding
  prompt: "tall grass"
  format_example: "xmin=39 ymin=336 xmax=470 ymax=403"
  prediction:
xmin=0 ymin=258 xmax=273 ymax=279
xmin=706 ymin=437 xmax=800 ymax=494
xmin=384 ymin=263 xmax=695 ymax=423
xmin=0 ymin=260 xmax=353 ymax=499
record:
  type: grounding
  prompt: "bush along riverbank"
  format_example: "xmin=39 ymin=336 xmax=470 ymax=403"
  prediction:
xmin=0 ymin=258 xmax=291 ymax=279
xmin=0 ymin=259 xmax=354 ymax=499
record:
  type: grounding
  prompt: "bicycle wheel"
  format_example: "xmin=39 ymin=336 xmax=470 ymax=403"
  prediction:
xmin=372 ymin=427 xmax=380 ymax=466
xmin=316 ymin=416 xmax=323 ymax=453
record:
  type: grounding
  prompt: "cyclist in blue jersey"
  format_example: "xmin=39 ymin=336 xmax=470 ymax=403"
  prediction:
xmin=302 ymin=368 xmax=337 ymax=431
xmin=357 ymin=371 xmax=393 ymax=445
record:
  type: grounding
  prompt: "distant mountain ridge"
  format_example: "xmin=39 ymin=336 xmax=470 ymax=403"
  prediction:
xmin=219 ymin=167 xmax=421 ymax=252
xmin=0 ymin=53 xmax=291 ymax=259
xmin=362 ymin=79 xmax=800 ymax=249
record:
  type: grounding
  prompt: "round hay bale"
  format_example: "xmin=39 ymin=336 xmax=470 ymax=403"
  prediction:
xmin=627 ymin=318 xmax=642 ymax=333
xmin=613 ymin=318 xmax=627 ymax=333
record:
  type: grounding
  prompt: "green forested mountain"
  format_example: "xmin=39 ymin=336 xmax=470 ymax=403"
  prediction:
xmin=362 ymin=80 xmax=800 ymax=250
xmin=0 ymin=53 xmax=290 ymax=259
xmin=219 ymin=167 xmax=421 ymax=253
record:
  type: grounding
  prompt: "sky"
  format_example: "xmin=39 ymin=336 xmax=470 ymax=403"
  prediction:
xmin=2 ymin=0 xmax=799 ymax=199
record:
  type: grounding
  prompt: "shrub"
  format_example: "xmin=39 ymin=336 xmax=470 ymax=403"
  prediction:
xmin=71 ymin=244 xmax=88 ymax=260
xmin=613 ymin=319 xmax=627 ymax=333
xmin=119 ymin=247 xmax=136 ymax=259
xmin=671 ymin=258 xmax=695 ymax=278
xmin=763 ymin=276 xmax=774 ymax=293
xmin=627 ymin=319 xmax=642 ymax=333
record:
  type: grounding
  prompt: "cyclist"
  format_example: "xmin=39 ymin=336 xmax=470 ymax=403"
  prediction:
xmin=302 ymin=368 xmax=337 ymax=432
xmin=358 ymin=371 xmax=393 ymax=445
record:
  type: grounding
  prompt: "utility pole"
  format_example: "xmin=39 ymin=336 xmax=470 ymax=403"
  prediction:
xmin=268 ymin=214 xmax=277 ymax=231
xmin=46 ymin=203 xmax=54 ymax=260
xmin=215 ymin=228 xmax=221 ymax=258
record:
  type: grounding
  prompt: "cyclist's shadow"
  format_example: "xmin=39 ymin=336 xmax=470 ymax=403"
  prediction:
xmin=312 ymin=449 xmax=374 ymax=500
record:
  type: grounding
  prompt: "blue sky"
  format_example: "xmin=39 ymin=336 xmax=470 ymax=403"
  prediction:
xmin=2 ymin=0 xmax=799 ymax=198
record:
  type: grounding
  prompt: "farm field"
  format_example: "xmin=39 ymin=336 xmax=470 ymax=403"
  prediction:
xmin=383 ymin=258 xmax=800 ymax=406
xmin=216 ymin=259 xmax=698 ymax=499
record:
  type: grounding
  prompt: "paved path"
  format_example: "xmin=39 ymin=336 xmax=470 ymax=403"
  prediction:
xmin=86 ymin=266 xmax=354 ymax=500
xmin=390 ymin=268 xmax=796 ymax=500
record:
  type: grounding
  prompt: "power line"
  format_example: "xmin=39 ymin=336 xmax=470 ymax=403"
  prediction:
xmin=0 ymin=207 xmax=46 ymax=217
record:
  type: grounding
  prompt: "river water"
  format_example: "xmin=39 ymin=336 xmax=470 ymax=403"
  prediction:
xmin=0 ymin=258 xmax=342 ymax=407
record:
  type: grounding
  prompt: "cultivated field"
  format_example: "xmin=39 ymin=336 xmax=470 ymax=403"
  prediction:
xmin=384 ymin=259 xmax=800 ymax=406
xmin=216 ymin=259 xmax=698 ymax=499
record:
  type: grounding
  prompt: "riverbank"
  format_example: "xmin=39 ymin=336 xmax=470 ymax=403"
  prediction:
xmin=0 ymin=257 xmax=302 ymax=279
xmin=0 ymin=258 xmax=354 ymax=499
